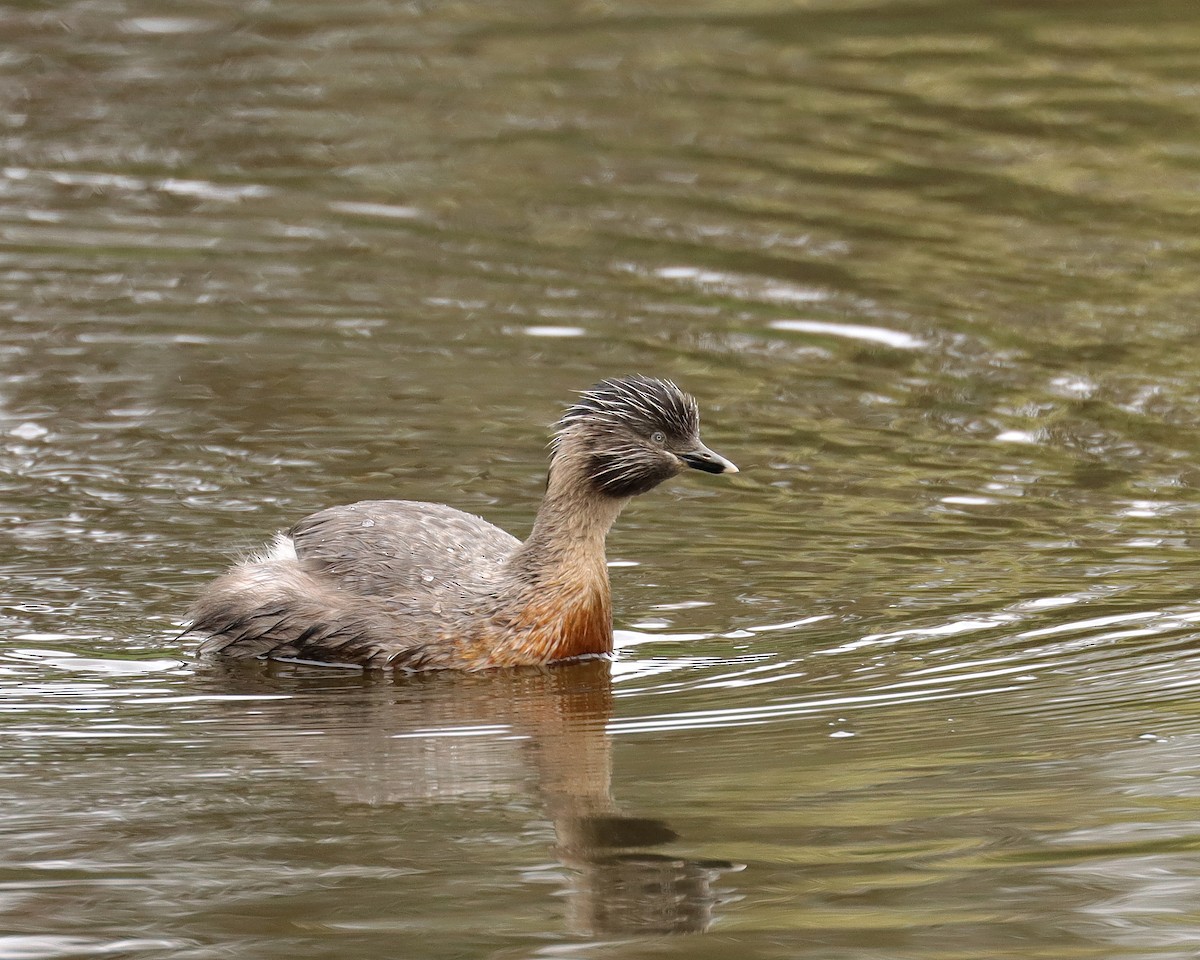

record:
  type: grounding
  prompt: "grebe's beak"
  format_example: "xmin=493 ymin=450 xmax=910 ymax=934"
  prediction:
xmin=680 ymin=442 xmax=739 ymax=475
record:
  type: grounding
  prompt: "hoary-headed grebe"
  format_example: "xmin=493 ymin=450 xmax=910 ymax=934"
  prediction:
xmin=187 ymin=376 xmax=737 ymax=670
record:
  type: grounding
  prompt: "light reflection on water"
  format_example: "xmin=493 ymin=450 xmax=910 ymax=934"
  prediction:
xmin=5 ymin=590 xmax=1200 ymax=956
xmin=6 ymin=0 xmax=1200 ymax=956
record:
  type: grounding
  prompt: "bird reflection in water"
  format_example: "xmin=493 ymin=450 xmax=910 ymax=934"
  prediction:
xmin=208 ymin=657 xmax=742 ymax=935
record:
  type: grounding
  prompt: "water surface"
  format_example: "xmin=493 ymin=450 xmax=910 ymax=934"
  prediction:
xmin=5 ymin=0 xmax=1200 ymax=957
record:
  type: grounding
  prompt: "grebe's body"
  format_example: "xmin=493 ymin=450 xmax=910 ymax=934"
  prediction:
xmin=186 ymin=376 xmax=737 ymax=670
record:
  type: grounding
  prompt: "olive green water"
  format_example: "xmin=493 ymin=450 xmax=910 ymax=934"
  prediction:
xmin=5 ymin=0 xmax=1200 ymax=956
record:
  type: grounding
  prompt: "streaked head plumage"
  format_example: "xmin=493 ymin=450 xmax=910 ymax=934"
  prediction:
xmin=558 ymin=375 xmax=699 ymax=445
xmin=551 ymin=376 xmax=734 ymax=498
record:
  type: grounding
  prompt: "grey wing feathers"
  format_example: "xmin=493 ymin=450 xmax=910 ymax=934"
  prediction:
xmin=290 ymin=500 xmax=519 ymax=601
xmin=187 ymin=500 xmax=520 ymax=667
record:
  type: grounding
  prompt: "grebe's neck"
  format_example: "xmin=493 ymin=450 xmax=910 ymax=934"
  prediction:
xmin=525 ymin=456 xmax=626 ymax=553
xmin=492 ymin=448 xmax=627 ymax=664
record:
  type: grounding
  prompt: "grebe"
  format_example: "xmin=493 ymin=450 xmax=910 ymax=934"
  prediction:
xmin=186 ymin=376 xmax=737 ymax=670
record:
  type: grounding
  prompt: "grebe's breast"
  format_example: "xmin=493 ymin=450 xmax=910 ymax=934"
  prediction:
xmin=289 ymin=500 xmax=520 ymax=603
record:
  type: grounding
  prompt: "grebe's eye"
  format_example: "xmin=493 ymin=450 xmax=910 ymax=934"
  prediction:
xmin=651 ymin=431 xmax=666 ymax=444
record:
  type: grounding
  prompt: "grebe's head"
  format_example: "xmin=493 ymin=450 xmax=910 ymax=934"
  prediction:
xmin=553 ymin=375 xmax=738 ymax=498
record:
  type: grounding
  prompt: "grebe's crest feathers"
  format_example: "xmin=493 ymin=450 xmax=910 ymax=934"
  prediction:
xmin=556 ymin=375 xmax=700 ymax=446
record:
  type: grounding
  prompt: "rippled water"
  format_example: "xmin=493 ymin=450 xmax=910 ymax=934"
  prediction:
xmin=5 ymin=0 xmax=1200 ymax=956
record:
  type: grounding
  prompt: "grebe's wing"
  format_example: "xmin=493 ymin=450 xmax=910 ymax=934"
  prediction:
xmin=288 ymin=499 xmax=519 ymax=601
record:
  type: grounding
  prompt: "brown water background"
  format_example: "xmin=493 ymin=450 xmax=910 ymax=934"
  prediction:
xmin=4 ymin=0 xmax=1200 ymax=957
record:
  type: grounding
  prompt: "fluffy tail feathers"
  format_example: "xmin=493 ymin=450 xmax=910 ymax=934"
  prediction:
xmin=185 ymin=557 xmax=409 ymax=667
